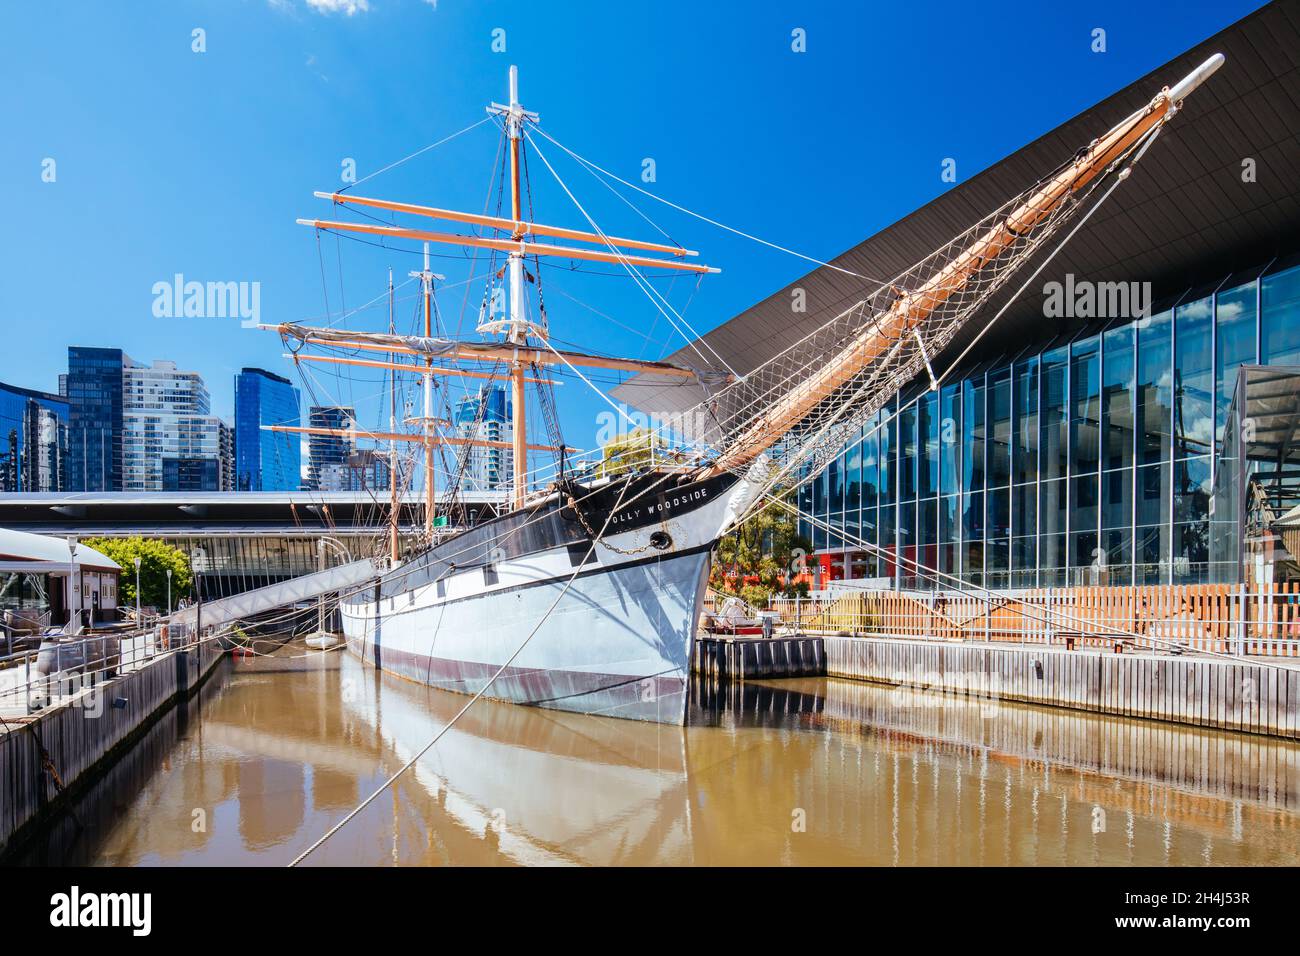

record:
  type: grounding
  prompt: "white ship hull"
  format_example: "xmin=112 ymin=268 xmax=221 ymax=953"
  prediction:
xmin=341 ymin=471 xmax=752 ymax=723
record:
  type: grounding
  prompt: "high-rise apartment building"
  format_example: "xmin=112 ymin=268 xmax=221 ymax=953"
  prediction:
xmin=452 ymin=384 xmax=512 ymax=493
xmin=121 ymin=358 xmax=227 ymax=491
xmin=305 ymin=405 xmax=355 ymax=491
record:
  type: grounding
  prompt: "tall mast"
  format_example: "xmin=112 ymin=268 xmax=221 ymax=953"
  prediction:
xmin=482 ymin=64 xmax=537 ymax=511
xmin=411 ymin=242 xmax=443 ymax=538
xmin=387 ymin=268 xmax=400 ymax=565
xmin=507 ymin=66 xmax=529 ymax=510
xmin=291 ymin=63 xmax=723 ymax=517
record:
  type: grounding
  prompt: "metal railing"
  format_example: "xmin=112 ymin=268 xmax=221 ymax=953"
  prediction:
xmin=0 ymin=617 xmax=205 ymax=718
xmin=717 ymin=582 xmax=1300 ymax=658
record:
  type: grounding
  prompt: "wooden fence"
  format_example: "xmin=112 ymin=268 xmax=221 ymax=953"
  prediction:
xmin=760 ymin=583 xmax=1300 ymax=657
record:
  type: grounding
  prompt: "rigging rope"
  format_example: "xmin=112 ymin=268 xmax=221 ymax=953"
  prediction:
xmin=337 ymin=116 xmax=493 ymax=194
xmin=531 ymin=125 xmax=887 ymax=285
xmin=523 ymin=129 xmax=737 ymax=379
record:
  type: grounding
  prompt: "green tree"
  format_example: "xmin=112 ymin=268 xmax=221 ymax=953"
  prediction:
xmin=711 ymin=495 xmax=812 ymax=605
xmin=81 ymin=536 xmax=191 ymax=610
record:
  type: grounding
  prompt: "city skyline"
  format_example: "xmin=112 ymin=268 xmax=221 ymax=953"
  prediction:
xmin=3 ymin=346 xmax=518 ymax=494
xmin=1 ymin=0 xmax=1259 ymax=455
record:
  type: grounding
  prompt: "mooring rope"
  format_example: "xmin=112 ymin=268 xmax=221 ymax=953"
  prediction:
xmin=287 ymin=468 xmax=678 ymax=866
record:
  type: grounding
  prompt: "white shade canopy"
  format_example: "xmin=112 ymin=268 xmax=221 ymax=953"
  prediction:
xmin=0 ymin=527 xmax=120 ymax=573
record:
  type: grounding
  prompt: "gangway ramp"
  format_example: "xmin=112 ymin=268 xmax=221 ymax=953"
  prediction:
xmin=172 ymin=558 xmax=382 ymax=630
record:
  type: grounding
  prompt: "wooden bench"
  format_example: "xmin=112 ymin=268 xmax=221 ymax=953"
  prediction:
xmin=1053 ymin=630 xmax=1130 ymax=653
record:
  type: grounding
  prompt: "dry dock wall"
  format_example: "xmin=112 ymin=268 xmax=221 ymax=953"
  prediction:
xmin=824 ymin=636 xmax=1300 ymax=740
xmin=0 ymin=640 xmax=224 ymax=857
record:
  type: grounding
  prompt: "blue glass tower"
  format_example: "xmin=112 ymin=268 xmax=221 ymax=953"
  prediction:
xmin=0 ymin=381 xmax=69 ymax=491
xmin=234 ymin=368 xmax=301 ymax=491
xmin=66 ymin=347 xmax=124 ymax=492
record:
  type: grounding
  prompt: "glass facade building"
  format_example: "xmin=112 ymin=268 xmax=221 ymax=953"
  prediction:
xmin=121 ymin=358 xmax=228 ymax=491
xmin=234 ymin=368 xmax=301 ymax=491
xmin=454 ymin=383 xmax=513 ymax=493
xmin=0 ymin=381 xmax=69 ymax=492
xmin=67 ymin=346 xmax=125 ymax=492
xmin=66 ymin=349 xmax=229 ymax=492
xmin=800 ymin=260 xmax=1300 ymax=589
xmin=162 ymin=457 xmax=222 ymax=491
xmin=304 ymin=405 xmax=355 ymax=491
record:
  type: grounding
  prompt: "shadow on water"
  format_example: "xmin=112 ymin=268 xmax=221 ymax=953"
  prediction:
xmin=13 ymin=645 xmax=1300 ymax=866
xmin=7 ymin=658 xmax=235 ymax=867
xmin=689 ymin=675 xmax=824 ymax=728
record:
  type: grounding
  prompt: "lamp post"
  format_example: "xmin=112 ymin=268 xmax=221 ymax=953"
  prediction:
xmin=191 ymin=547 xmax=205 ymax=649
xmin=65 ymin=536 xmax=79 ymax=637
xmin=133 ymin=556 xmax=142 ymax=656
xmin=166 ymin=568 xmax=172 ymax=617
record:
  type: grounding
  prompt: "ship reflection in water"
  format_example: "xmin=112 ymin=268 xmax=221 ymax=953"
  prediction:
xmin=23 ymin=645 xmax=1300 ymax=866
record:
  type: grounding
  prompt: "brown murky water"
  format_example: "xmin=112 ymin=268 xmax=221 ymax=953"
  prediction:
xmin=19 ymin=644 xmax=1300 ymax=866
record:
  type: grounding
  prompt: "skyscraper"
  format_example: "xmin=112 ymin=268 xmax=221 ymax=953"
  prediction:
xmin=0 ymin=381 xmax=69 ymax=492
xmin=234 ymin=368 xmax=301 ymax=491
xmin=122 ymin=358 xmax=226 ymax=491
xmin=161 ymin=457 xmax=222 ymax=491
xmin=305 ymin=406 xmax=355 ymax=491
xmin=453 ymin=383 xmax=512 ymax=493
xmin=68 ymin=349 xmax=230 ymax=492
xmin=316 ymin=448 xmax=393 ymax=492
xmin=67 ymin=347 xmax=125 ymax=492
xmin=218 ymin=420 xmax=234 ymax=491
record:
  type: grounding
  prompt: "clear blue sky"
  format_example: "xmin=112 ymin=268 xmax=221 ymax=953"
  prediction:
xmin=0 ymin=0 xmax=1264 ymax=455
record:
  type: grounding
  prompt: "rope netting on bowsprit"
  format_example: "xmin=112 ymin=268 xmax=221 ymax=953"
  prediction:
xmin=643 ymin=94 xmax=1180 ymax=513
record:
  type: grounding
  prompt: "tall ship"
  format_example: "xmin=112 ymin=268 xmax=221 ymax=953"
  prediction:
xmin=265 ymin=56 xmax=1225 ymax=724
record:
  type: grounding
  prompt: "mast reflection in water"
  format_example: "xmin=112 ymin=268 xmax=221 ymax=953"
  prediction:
xmin=18 ymin=645 xmax=1300 ymax=866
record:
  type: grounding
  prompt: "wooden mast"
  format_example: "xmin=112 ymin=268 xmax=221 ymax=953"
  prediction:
xmin=284 ymin=62 xmax=732 ymax=518
xmin=274 ymin=325 xmax=709 ymax=379
xmin=264 ymin=424 xmax=576 ymax=454
xmin=502 ymin=66 xmax=530 ymax=511
xmin=387 ymin=268 xmax=400 ymax=565
xmin=287 ymin=352 xmax=559 ymax=384
xmin=411 ymin=243 xmax=443 ymax=538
